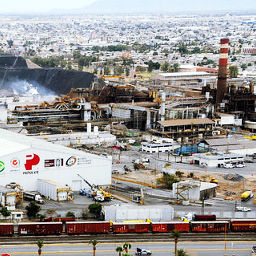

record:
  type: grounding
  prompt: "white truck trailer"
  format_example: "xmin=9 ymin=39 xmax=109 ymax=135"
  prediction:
xmin=37 ymin=179 xmax=73 ymax=202
xmin=23 ymin=191 xmax=44 ymax=204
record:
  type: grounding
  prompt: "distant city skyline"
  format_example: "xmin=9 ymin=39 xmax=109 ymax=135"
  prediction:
xmin=0 ymin=0 xmax=256 ymax=14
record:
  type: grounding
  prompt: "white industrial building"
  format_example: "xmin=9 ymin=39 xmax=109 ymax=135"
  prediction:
xmin=103 ymin=205 xmax=174 ymax=222
xmin=172 ymin=181 xmax=217 ymax=201
xmin=192 ymin=153 xmax=244 ymax=167
xmin=0 ymin=128 xmax=112 ymax=191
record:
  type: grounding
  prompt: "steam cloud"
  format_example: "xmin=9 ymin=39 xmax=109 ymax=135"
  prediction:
xmin=4 ymin=80 xmax=56 ymax=96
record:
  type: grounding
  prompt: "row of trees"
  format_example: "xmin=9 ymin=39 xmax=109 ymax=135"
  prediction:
xmin=35 ymin=231 xmax=187 ymax=256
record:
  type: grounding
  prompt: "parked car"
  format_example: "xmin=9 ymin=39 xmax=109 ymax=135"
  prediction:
xmin=236 ymin=206 xmax=251 ymax=212
xmin=141 ymin=158 xmax=150 ymax=163
xmin=135 ymin=248 xmax=152 ymax=255
xmin=224 ymin=163 xmax=234 ymax=169
xmin=251 ymin=245 xmax=256 ymax=256
xmin=235 ymin=162 xmax=245 ymax=168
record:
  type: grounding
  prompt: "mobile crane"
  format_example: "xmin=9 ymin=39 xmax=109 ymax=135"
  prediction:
xmin=77 ymin=174 xmax=112 ymax=202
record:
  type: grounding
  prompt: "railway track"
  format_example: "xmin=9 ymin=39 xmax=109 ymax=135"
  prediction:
xmin=0 ymin=232 xmax=255 ymax=245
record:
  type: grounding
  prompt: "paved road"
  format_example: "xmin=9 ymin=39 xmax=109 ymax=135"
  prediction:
xmin=0 ymin=241 xmax=254 ymax=256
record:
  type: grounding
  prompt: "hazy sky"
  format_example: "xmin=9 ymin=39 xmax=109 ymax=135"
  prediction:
xmin=0 ymin=0 xmax=255 ymax=14
xmin=0 ymin=0 xmax=97 ymax=13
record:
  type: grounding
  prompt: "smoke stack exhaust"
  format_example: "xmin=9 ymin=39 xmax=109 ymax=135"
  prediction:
xmin=216 ymin=38 xmax=229 ymax=105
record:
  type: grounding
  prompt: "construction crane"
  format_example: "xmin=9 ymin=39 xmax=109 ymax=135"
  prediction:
xmin=77 ymin=174 xmax=112 ymax=202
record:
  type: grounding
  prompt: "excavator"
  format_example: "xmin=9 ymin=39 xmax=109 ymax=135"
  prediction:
xmin=77 ymin=174 xmax=112 ymax=202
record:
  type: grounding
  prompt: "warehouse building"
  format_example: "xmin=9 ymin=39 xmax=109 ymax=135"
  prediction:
xmin=0 ymin=129 xmax=112 ymax=191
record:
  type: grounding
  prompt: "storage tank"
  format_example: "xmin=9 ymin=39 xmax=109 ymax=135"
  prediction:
xmin=37 ymin=179 xmax=73 ymax=201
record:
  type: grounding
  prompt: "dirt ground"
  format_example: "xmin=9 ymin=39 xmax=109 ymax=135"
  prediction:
xmin=117 ymin=169 xmax=256 ymax=200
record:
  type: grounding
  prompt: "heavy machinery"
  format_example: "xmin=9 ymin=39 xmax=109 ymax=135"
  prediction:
xmin=132 ymin=188 xmax=144 ymax=205
xmin=241 ymin=190 xmax=253 ymax=201
xmin=77 ymin=174 xmax=112 ymax=202
xmin=210 ymin=177 xmax=219 ymax=184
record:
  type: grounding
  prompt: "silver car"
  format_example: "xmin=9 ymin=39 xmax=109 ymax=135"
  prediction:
xmin=135 ymin=248 xmax=152 ymax=255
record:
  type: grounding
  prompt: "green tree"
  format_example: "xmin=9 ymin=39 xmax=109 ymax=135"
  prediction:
xmin=241 ymin=64 xmax=247 ymax=71
xmin=173 ymin=63 xmax=179 ymax=72
xmin=123 ymin=242 xmax=131 ymax=253
xmin=66 ymin=211 xmax=75 ymax=218
xmin=36 ymin=240 xmax=44 ymax=256
xmin=125 ymin=67 xmax=130 ymax=77
xmin=177 ymin=249 xmax=188 ymax=256
xmin=115 ymin=246 xmax=123 ymax=256
xmin=104 ymin=66 xmax=110 ymax=75
xmin=229 ymin=65 xmax=238 ymax=78
xmin=7 ymin=40 xmax=13 ymax=48
xmin=171 ymin=230 xmax=181 ymax=256
xmin=157 ymin=172 xmax=179 ymax=189
xmin=178 ymin=45 xmax=189 ymax=54
xmin=114 ymin=66 xmax=124 ymax=76
xmin=89 ymin=240 xmax=98 ymax=256
xmin=161 ymin=61 xmax=170 ymax=72
xmin=88 ymin=203 xmax=102 ymax=218
xmin=25 ymin=202 xmax=41 ymax=219
xmin=0 ymin=207 xmax=11 ymax=218
xmin=192 ymin=47 xmax=200 ymax=54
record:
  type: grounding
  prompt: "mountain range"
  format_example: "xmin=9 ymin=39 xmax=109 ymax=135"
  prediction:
xmin=76 ymin=0 xmax=256 ymax=14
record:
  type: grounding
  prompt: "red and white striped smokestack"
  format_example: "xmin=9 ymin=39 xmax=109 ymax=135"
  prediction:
xmin=216 ymin=38 xmax=229 ymax=105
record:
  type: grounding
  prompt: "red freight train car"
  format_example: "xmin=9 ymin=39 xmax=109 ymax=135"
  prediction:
xmin=0 ymin=224 xmax=14 ymax=236
xmin=66 ymin=221 xmax=110 ymax=234
xmin=231 ymin=219 xmax=256 ymax=232
xmin=151 ymin=222 xmax=190 ymax=233
xmin=18 ymin=222 xmax=63 ymax=235
xmin=112 ymin=223 xmax=150 ymax=233
xmin=190 ymin=221 xmax=229 ymax=232
xmin=194 ymin=215 xmax=216 ymax=221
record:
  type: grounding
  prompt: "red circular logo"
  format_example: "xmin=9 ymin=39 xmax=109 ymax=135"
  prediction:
xmin=11 ymin=158 xmax=20 ymax=168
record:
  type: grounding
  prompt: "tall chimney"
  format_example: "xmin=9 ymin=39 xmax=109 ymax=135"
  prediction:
xmin=216 ymin=38 xmax=229 ymax=105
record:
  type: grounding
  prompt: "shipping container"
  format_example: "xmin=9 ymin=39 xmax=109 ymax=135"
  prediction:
xmin=230 ymin=219 xmax=256 ymax=232
xmin=112 ymin=223 xmax=150 ymax=233
xmin=66 ymin=221 xmax=110 ymax=234
xmin=190 ymin=221 xmax=229 ymax=233
xmin=37 ymin=179 xmax=72 ymax=201
xmin=194 ymin=215 xmax=216 ymax=221
xmin=151 ymin=222 xmax=189 ymax=233
xmin=0 ymin=223 xmax=14 ymax=236
xmin=18 ymin=222 xmax=63 ymax=235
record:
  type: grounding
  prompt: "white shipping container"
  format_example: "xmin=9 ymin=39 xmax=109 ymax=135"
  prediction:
xmin=104 ymin=205 xmax=174 ymax=222
xmin=37 ymin=179 xmax=71 ymax=201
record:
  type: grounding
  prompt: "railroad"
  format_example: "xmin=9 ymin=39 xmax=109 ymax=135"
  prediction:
xmin=0 ymin=217 xmax=256 ymax=239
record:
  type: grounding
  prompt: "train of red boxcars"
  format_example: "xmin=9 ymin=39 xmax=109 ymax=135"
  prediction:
xmin=0 ymin=216 xmax=255 ymax=236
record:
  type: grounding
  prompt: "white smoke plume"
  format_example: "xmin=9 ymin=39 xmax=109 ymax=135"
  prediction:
xmin=4 ymin=80 xmax=56 ymax=96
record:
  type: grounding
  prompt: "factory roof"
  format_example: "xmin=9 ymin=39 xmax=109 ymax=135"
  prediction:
xmin=0 ymin=128 xmax=111 ymax=161
xmin=38 ymin=179 xmax=67 ymax=188
xmin=192 ymin=153 xmax=244 ymax=160
xmin=158 ymin=72 xmax=209 ymax=77
xmin=158 ymin=118 xmax=215 ymax=127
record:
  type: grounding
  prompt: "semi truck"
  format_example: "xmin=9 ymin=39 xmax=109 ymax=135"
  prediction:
xmin=23 ymin=192 xmax=44 ymax=204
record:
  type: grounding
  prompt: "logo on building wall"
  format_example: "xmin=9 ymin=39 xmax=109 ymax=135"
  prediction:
xmin=25 ymin=154 xmax=40 ymax=171
xmin=66 ymin=156 xmax=77 ymax=167
xmin=0 ymin=161 xmax=5 ymax=172
xmin=45 ymin=159 xmax=64 ymax=168
xmin=10 ymin=158 xmax=20 ymax=168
